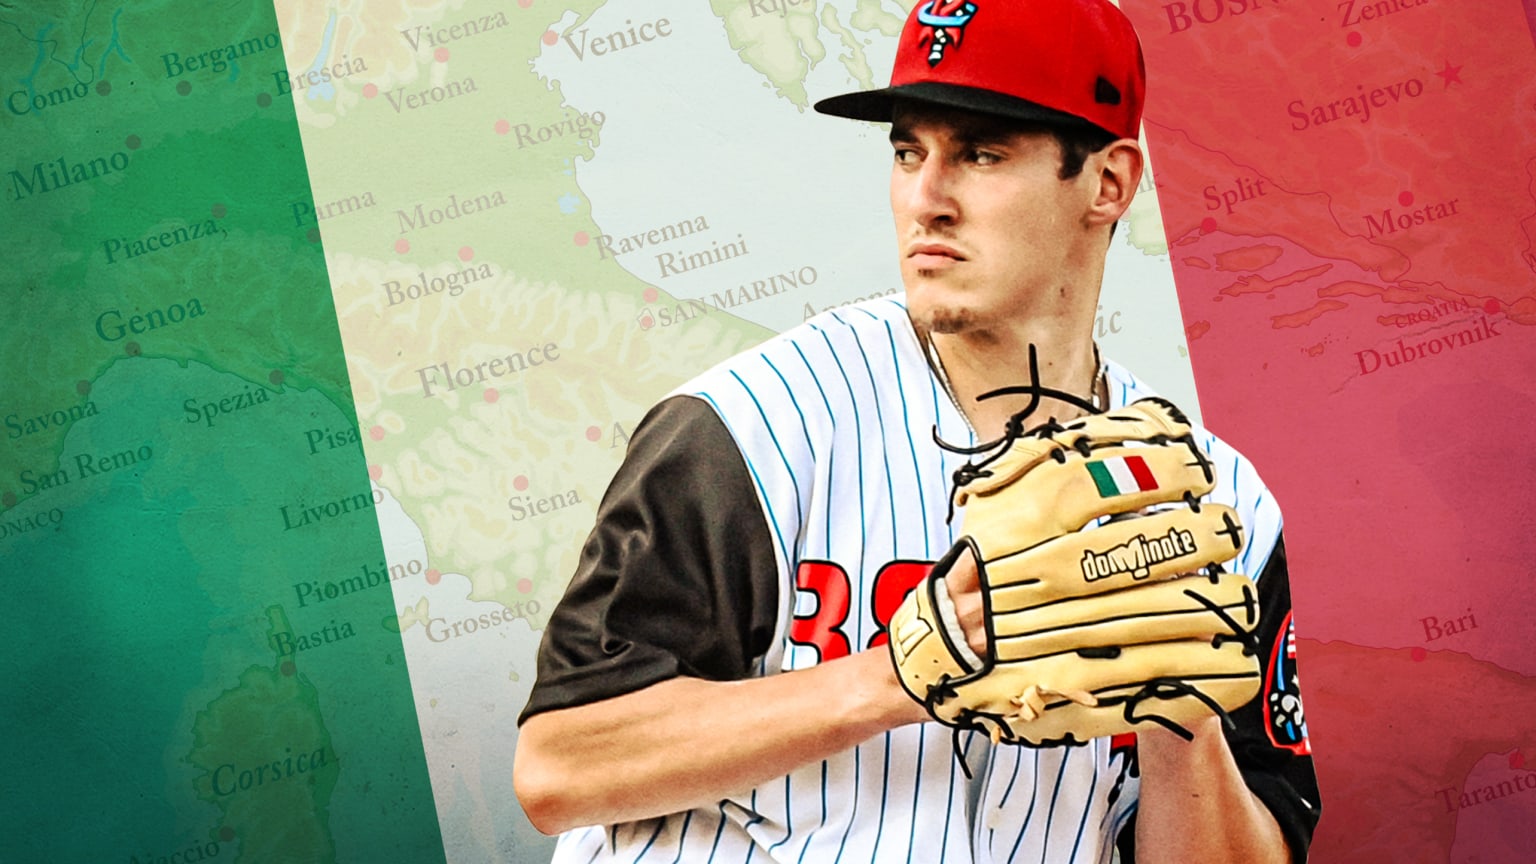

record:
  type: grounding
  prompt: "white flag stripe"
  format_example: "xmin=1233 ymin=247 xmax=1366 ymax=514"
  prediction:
xmin=1105 ymin=457 xmax=1140 ymax=494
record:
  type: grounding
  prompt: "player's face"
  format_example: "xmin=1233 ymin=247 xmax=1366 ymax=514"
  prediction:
xmin=889 ymin=104 xmax=1098 ymax=335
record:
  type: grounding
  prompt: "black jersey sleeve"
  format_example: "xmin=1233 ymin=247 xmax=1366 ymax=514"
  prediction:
xmin=1116 ymin=535 xmax=1323 ymax=862
xmin=518 ymin=395 xmax=782 ymax=723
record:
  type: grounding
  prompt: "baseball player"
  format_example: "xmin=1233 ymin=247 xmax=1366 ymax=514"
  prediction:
xmin=515 ymin=1 xmax=1320 ymax=861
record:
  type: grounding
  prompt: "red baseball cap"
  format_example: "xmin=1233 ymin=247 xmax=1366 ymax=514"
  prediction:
xmin=813 ymin=0 xmax=1146 ymax=141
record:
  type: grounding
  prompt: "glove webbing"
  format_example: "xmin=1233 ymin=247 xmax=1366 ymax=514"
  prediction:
xmin=934 ymin=398 xmax=1209 ymax=528
xmin=931 ymin=343 xmax=1116 ymax=525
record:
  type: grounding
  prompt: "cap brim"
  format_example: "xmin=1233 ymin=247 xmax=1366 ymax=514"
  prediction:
xmin=813 ymin=81 xmax=1103 ymax=132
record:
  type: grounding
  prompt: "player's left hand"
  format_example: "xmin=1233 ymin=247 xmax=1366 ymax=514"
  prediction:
xmin=886 ymin=398 xmax=1264 ymax=747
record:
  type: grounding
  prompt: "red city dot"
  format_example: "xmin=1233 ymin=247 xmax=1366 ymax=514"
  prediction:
xmin=573 ymin=231 xmax=590 ymax=246
xmin=1398 ymin=191 xmax=1415 ymax=207
xmin=219 ymin=826 xmax=236 ymax=842
xmin=459 ymin=246 xmax=475 ymax=261
xmin=363 ymin=83 xmax=378 ymax=99
xmin=370 ymin=425 xmax=386 ymax=441
xmin=1346 ymin=31 xmax=1362 ymax=47
xmin=394 ymin=238 xmax=410 ymax=254
xmin=542 ymin=30 xmax=559 ymax=46
xmin=1511 ymin=751 xmax=1526 ymax=770
xmin=435 ymin=47 xmax=450 ymax=62
xmin=1410 ymin=647 xmax=1427 ymax=662
xmin=426 ymin=568 xmax=442 ymax=586
xmin=518 ymin=578 xmax=534 ymax=594
xmin=519 ymin=0 xmax=533 ymax=6
xmin=1484 ymin=299 xmax=1500 ymax=314
xmin=513 ymin=475 xmax=529 ymax=491
xmin=483 ymin=388 xmax=499 ymax=403
xmin=368 ymin=464 xmax=383 ymax=481
xmin=280 ymin=661 xmax=296 ymax=677
xmin=643 ymin=287 xmax=658 ymax=303
xmin=495 ymin=119 xmax=511 ymax=135
xmin=638 ymin=315 xmax=654 ymax=330
xmin=1199 ymin=217 xmax=1218 ymax=235
xmin=585 ymin=425 xmax=602 ymax=442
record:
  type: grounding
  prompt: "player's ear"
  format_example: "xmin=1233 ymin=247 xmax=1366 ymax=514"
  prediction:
xmin=1085 ymin=139 xmax=1143 ymax=228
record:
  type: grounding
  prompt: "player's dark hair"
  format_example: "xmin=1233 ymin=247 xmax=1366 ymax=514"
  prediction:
xmin=1049 ymin=123 xmax=1122 ymax=239
xmin=984 ymin=116 xmax=1118 ymax=179
xmin=1050 ymin=124 xmax=1119 ymax=180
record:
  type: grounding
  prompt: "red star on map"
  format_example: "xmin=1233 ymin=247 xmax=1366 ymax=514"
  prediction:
xmin=1434 ymin=60 xmax=1463 ymax=88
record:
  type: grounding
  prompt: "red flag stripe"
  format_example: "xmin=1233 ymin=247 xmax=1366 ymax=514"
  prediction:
xmin=1126 ymin=454 xmax=1158 ymax=491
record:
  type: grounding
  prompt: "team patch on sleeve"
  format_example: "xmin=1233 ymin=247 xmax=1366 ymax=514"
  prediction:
xmin=1264 ymin=611 xmax=1312 ymax=755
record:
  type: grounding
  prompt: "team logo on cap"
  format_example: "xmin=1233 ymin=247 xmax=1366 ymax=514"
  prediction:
xmin=916 ymin=0 xmax=977 ymax=67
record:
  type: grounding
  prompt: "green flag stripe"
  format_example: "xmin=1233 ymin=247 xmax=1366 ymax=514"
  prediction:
xmin=1086 ymin=461 xmax=1120 ymax=497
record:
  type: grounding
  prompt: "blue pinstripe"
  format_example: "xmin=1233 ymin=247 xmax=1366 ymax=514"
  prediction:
xmin=838 ymin=314 xmax=900 ymax=564
xmin=932 ymin=355 xmax=972 ymax=864
xmin=823 ymin=319 xmax=890 ymax=864
xmin=884 ymin=320 xmax=930 ymax=559
xmin=761 ymin=355 xmax=817 ymax=463
xmin=706 ymin=803 xmax=730 ymax=861
xmin=905 ymin=726 xmax=928 ymax=863
xmin=871 ymin=734 xmax=893 ymax=862
xmin=741 ymin=791 xmax=764 ymax=864
xmin=1033 ymin=750 xmax=1073 ymax=863
xmin=808 ymin=323 xmax=869 ymax=864
xmin=1065 ymin=745 xmax=1101 ymax=863
xmin=668 ymin=812 xmax=696 ymax=864
xmin=1003 ymin=749 xmax=1043 ymax=863
xmin=990 ymin=747 xmax=1026 ymax=858
xmin=880 ymin=319 xmax=937 ymax=863
xmin=813 ymin=320 xmax=868 ymax=643
xmin=631 ymin=820 xmax=664 ymax=864
xmin=790 ymin=341 xmax=837 ymax=559
xmin=795 ymin=761 xmax=829 ymax=864
xmin=767 ymin=776 xmax=794 ymax=856
xmin=830 ymin=747 xmax=863 ymax=864
xmin=941 ymin=732 xmax=978 ymax=862
xmin=728 ymin=369 xmax=805 ymax=541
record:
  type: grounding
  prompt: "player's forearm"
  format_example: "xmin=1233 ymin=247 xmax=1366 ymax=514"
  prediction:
xmin=513 ymin=648 xmax=927 ymax=835
xmin=1133 ymin=715 xmax=1291 ymax=864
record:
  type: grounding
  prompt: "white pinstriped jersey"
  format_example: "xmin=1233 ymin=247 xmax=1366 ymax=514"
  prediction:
xmin=551 ymin=296 xmax=1285 ymax=863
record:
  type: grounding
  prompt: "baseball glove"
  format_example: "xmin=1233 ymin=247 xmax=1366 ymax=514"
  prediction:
xmin=887 ymin=397 xmax=1262 ymax=747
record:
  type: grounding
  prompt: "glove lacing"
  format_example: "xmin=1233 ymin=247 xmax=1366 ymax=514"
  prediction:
xmin=933 ymin=344 xmax=1106 ymax=525
xmin=921 ymin=345 xmax=1261 ymax=755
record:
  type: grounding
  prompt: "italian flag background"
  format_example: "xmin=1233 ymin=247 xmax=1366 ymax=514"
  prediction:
xmin=3 ymin=0 xmax=1535 ymax=862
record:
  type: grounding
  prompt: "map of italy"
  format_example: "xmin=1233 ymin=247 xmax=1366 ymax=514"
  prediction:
xmin=6 ymin=0 xmax=1534 ymax=861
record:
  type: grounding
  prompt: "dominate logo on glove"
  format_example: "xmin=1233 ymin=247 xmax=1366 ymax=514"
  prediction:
xmin=1080 ymin=527 xmax=1199 ymax=582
